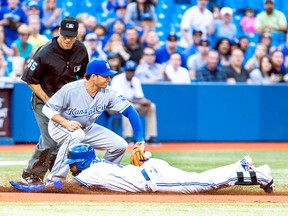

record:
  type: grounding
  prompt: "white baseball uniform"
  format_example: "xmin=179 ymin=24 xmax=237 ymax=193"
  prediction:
xmin=110 ymin=73 xmax=158 ymax=138
xmin=72 ymin=157 xmax=271 ymax=193
xmin=42 ymin=79 xmax=138 ymax=183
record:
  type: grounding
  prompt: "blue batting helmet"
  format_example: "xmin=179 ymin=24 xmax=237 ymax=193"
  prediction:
xmin=64 ymin=144 xmax=96 ymax=170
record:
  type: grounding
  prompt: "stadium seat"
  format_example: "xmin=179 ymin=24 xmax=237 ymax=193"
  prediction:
xmin=173 ymin=0 xmax=192 ymax=4
xmin=271 ymin=32 xmax=286 ymax=47
xmin=273 ymin=0 xmax=282 ymax=10
xmin=246 ymin=0 xmax=264 ymax=14
xmin=233 ymin=14 xmax=243 ymax=33
xmin=244 ymin=33 xmax=261 ymax=44
xmin=216 ymin=0 xmax=247 ymax=12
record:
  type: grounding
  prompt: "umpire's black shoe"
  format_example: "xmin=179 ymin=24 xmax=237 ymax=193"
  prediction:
xmin=145 ymin=137 xmax=160 ymax=145
xmin=21 ymin=171 xmax=43 ymax=185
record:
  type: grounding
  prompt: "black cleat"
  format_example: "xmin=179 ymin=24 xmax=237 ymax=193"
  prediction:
xmin=260 ymin=179 xmax=274 ymax=193
xmin=21 ymin=172 xmax=43 ymax=185
xmin=145 ymin=137 xmax=160 ymax=145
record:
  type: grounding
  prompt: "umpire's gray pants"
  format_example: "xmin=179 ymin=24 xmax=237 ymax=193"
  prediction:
xmin=23 ymin=94 xmax=58 ymax=180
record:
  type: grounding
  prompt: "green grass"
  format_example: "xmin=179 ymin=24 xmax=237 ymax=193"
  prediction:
xmin=0 ymin=202 xmax=288 ymax=216
xmin=1 ymin=149 xmax=288 ymax=215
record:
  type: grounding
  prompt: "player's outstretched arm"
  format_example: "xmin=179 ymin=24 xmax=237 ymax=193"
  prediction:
xmin=9 ymin=180 xmax=62 ymax=192
xmin=9 ymin=180 xmax=86 ymax=193
xmin=122 ymin=105 xmax=144 ymax=142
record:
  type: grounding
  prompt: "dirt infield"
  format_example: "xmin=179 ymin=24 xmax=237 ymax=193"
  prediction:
xmin=1 ymin=142 xmax=288 ymax=203
xmin=1 ymin=191 xmax=288 ymax=203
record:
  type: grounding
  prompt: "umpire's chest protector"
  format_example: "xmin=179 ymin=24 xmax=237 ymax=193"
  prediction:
xmin=23 ymin=37 xmax=88 ymax=97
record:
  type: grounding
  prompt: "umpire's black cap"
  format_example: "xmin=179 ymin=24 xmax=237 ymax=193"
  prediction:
xmin=60 ymin=16 xmax=78 ymax=37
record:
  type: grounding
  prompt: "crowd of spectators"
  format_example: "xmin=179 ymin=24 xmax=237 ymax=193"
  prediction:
xmin=0 ymin=0 xmax=288 ymax=84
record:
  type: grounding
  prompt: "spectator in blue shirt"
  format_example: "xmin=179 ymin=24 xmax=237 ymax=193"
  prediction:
xmin=211 ymin=7 xmax=237 ymax=42
xmin=0 ymin=0 xmax=28 ymax=47
xmin=0 ymin=25 xmax=13 ymax=57
xmin=135 ymin=47 xmax=164 ymax=83
xmin=104 ymin=2 xmax=132 ymax=36
xmin=25 ymin=0 xmax=45 ymax=34
xmin=155 ymin=32 xmax=187 ymax=68
xmin=182 ymin=29 xmax=202 ymax=57
xmin=84 ymin=33 xmax=107 ymax=61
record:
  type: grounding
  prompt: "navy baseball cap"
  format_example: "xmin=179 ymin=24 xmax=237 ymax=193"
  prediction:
xmin=60 ymin=16 xmax=78 ymax=37
xmin=86 ymin=59 xmax=117 ymax=76
xmin=199 ymin=39 xmax=210 ymax=46
xmin=192 ymin=29 xmax=203 ymax=35
xmin=125 ymin=60 xmax=137 ymax=71
xmin=167 ymin=32 xmax=177 ymax=41
xmin=115 ymin=2 xmax=127 ymax=10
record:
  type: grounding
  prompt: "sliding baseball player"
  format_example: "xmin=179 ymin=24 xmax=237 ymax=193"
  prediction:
xmin=10 ymin=144 xmax=274 ymax=194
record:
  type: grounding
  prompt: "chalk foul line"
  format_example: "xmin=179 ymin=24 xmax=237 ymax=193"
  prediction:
xmin=0 ymin=161 xmax=27 ymax=166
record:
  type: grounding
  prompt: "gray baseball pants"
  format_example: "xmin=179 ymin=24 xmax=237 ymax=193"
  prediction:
xmin=22 ymin=94 xmax=58 ymax=180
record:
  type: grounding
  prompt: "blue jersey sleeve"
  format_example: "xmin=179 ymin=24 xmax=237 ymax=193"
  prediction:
xmin=122 ymin=105 xmax=144 ymax=142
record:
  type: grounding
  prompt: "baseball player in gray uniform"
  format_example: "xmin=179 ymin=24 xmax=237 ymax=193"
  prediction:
xmin=42 ymin=59 xmax=145 ymax=183
xmin=10 ymin=144 xmax=274 ymax=194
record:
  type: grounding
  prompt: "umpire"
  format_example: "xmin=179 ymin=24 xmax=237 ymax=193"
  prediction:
xmin=21 ymin=16 xmax=89 ymax=184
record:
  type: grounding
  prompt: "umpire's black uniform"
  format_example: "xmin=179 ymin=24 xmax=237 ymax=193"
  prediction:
xmin=21 ymin=36 xmax=89 ymax=182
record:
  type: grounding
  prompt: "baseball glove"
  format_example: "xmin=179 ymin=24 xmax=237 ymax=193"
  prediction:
xmin=130 ymin=141 xmax=146 ymax=166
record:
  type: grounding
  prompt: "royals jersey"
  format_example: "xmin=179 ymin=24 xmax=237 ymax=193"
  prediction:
xmin=43 ymin=79 xmax=130 ymax=127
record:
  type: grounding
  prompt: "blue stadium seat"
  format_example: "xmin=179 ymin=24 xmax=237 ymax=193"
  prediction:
xmin=246 ymin=0 xmax=264 ymax=14
xmin=246 ymin=33 xmax=261 ymax=43
xmin=216 ymin=0 xmax=247 ymax=12
xmin=233 ymin=14 xmax=243 ymax=34
xmin=273 ymin=0 xmax=282 ymax=10
xmin=173 ymin=0 xmax=191 ymax=4
xmin=271 ymin=32 xmax=286 ymax=47
xmin=245 ymin=45 xmax=255 ymax=60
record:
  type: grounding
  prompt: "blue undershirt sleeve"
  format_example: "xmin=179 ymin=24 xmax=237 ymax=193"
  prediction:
xmin=122 ymin=105 xmax=144 ymax=142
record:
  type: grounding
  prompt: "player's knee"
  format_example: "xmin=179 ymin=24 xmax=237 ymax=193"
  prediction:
xmin=70 ymin=129 xmax=85 ymax=142
xmin=118 ymin=137 xmax=128 ymax=151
